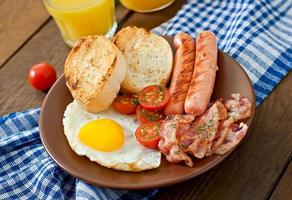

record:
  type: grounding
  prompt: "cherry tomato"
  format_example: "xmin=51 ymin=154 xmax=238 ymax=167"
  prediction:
xmin=138 ymin=85 xmax=170 ymax=111
xmin=136 ymin=105 xmax=165 ymax=124
xmin=28 ymin=63 xmax=56 ymax=91
xmin=113 ymin=95 xmax=139 ymax=115
xmin=135 ymin=121 xmax=161 ymax=149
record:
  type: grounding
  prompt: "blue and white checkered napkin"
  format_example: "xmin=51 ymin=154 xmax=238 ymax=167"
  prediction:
xmin=153 ymin=0 xmax=292 ymax=105
xmin=1 ymin=0 xmax=291 ymax=199
xmin=0 ymin=108 xmax=158 ymax=199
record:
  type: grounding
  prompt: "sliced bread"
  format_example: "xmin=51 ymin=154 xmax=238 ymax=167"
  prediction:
xmin=64 ymin=35 xmax=128 ymax=113
xmin=113 ymin=27 xmax=173 ymax=94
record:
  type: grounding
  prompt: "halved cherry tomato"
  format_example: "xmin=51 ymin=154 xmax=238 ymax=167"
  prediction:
xmin=138 ymin=85 xmax=170 ymax=111
xmin=136 ymin=105 xmax=165 ymax=123
xmin=135 ymin=121 xmax=161 ymax=149
xmin=113 ymin=95 xmax=139 ymax=115
xmin=28 ymin=63 xmax=56 ymax=91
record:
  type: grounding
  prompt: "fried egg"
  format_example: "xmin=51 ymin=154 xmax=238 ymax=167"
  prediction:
xmin=63 ymin=100 xmax=161 ymax=171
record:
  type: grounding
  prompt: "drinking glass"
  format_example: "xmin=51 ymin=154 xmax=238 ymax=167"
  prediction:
xmin=43 ymin=0 xmax=117 ymax=47
xmin=120 ymin=0 xmax=176 ymax=13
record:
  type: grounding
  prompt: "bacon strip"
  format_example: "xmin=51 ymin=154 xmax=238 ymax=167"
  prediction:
xmin=158 ymin=115 xmax=195 ymax=167
xmin=213 ymin=123 xmax=248 ymax=155
xmin=186 ymin=101 xmax=227 ymax=158
xmin=211 ymin=93 xmax=252 ymax=153
xmin=159 ymin=94 xmax=252 ymax=167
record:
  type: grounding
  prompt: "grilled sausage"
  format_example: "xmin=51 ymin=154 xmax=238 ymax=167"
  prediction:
xmin=164 ymin=33 xmax=195 ymax=115
xmin=184 ymin=31 xmax=218 ymax=116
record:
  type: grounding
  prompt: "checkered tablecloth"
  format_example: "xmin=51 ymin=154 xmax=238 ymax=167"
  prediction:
xmin=1 ymin=0 xmax=291 ymax=199
xmin=0 ymin=108 xmax=158 ymax=199
xmin=153 ymin=0 xmax=292 ymax=105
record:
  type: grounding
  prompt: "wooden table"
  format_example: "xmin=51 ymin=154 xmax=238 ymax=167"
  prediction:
xmin=0 ymin=1 xmax=291 ymax=199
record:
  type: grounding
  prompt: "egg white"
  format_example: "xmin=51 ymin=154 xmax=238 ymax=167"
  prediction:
xmin=63 ymin=100 xmax=161 ymax=171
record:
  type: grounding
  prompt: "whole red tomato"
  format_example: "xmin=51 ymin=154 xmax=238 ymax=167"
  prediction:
xmin=28 ymin=63 xmax=56 ymax=91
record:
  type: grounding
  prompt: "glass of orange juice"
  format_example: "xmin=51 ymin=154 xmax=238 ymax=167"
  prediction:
xmin=120 ymin=0 xmax=175 ymax=13
xmin=43 ymin=0 xmax=116 ymax=47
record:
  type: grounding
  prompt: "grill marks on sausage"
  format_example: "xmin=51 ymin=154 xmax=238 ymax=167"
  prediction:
xmin=164 ymin=33 xmax=195 ymax=115
xmin=184 ymin=31 xmax=218 ymax=116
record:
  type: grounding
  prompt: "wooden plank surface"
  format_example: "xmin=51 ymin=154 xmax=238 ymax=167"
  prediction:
xmin=271 ymin=159 xmax=292 ymax=200
xmin=157 ymin=72 xmax=292 ymax=200
xmin=0 ymin=0 xmax=49 ymax=67
xmin=121 ymin=0 xmax=186 ymax=29
xmin=0 ymin=1 xmax=291 ymax=199
xmin=115 ymin=3 xmax=132 ymax=26
xmin=0 ymin=4 xmax=130 ymax=116
xmin=0 ymin=20 xmax=68 ymax=115
xmin=0 ymin=1 xmax=180 ymax=116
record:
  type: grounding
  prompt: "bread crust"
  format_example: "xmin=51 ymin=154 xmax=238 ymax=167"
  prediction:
xmin=114 ymin=27 xmax=173 ymax=94
xmin=65 ymin=35 xmax=127 ymax=113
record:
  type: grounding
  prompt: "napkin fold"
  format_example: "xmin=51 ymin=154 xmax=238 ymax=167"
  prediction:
xmin=1 ymin=0 xmax=292 ymax=199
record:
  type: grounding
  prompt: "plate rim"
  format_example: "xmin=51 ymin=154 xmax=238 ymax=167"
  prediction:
xmin=39 ymin=50 xmax=256 ymax=190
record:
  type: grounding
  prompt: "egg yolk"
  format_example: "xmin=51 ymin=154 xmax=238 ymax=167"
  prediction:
xmin=78 ymin=119 xmax=124 ymax=152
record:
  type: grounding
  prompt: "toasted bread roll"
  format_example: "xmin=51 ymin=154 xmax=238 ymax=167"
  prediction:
xmin=65 ymin=35 xmax=128 ymax=113
xmin=113 ymin=26 xmax=173 ymax=94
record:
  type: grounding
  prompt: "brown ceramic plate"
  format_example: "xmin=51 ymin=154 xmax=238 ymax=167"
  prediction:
xmin=39 ymin=36 xmax=255 ymax=190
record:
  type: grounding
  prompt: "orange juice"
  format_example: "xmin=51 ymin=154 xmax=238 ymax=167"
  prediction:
xmin=43 ymin=0 xmax=116 ymax=47
xmin=120 ymin=0 xmax=175 ymax=12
